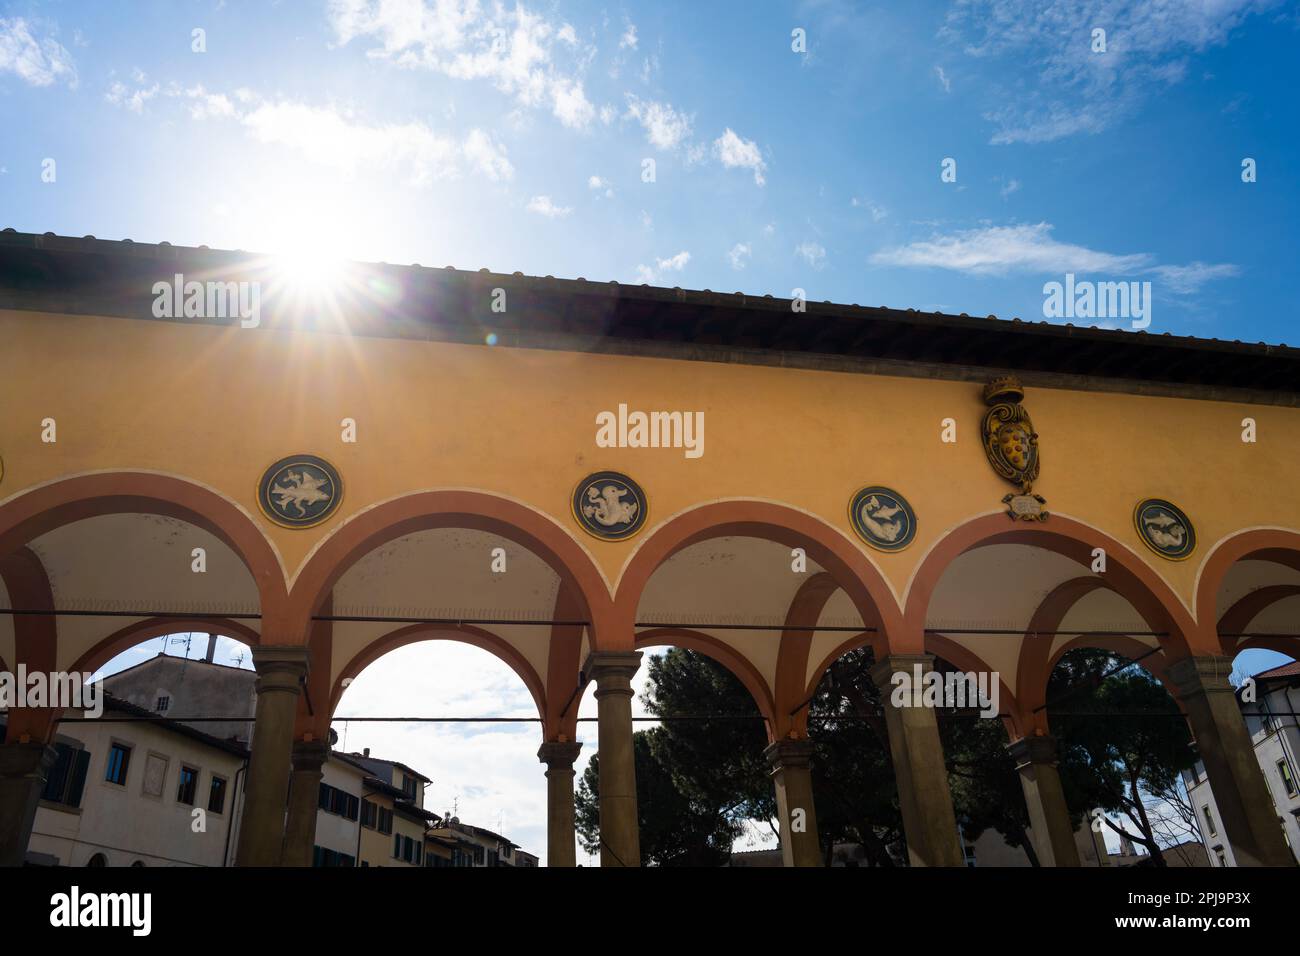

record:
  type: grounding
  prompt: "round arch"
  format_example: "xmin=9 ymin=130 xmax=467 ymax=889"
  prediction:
xmin=904 ymin=513 xmax=1199 ymax=655
xmin=327 ymin=624 xmax=548 ymax=732
xmin=289 ymin=490 xmax=612 ymax=645
xmin=613 ymin=500 xmax=905 ymax=651
xmin=1197 ymin=529 xmax=1300 ymax=646
xmin=66 ymin=617 xmax=261 ymax=676
xmin=633 ymin=627 xmax=779 ymax=736
xmin=0 ymin=471 xmax=287 ymax=619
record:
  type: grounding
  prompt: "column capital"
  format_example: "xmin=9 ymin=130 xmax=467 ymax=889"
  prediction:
xmin=0 ymin=742 xmax=57 ymax=777
xmin=764 ymin=738 xmax=814 ymax=772
xmin=1168 ymin=655 xmax=1235 ymax=697
xmin=538 ymin=740 xmax=583 ymax=769
xmin=1007 ymin=734 xmax=1059 ymax=769
xmin=251 ymin=644 xmax=310 ymax=695
xmin=583 ymin=651 xmax=642 ymax=697
xmin=868 ymin=653 xmax=936 ymax=691
xmin=290 ymin=739 xmax=330 ymax=773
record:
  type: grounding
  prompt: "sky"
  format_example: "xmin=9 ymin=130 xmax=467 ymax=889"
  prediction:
xmin=3 ymin=0 xmax=1300 ymax=341
xmin=8 ymin=0 xmax=1299 ymax=864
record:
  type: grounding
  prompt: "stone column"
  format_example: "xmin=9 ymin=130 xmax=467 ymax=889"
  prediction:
xmin=584 ymin=651 xmax=642 ymax=867
xmin=0 ymin=743 xmax=56 ymax=867
xmin=281 ymin=739 xmax=329 ymax=867
xmin=538 ymin=740 xmax=583 ymax=867
xmin=1169 ymin=656 xmax=1294 ymax=867
xmin=868 ymin=654 xmax=965 ymax=867
xmin=1007 ymin=734 xmax=1080 ymax=867
xmin=765 ymin=738 xmax=822 ymax=867
xmin=235 ymin=645 xmax=308 ymax=867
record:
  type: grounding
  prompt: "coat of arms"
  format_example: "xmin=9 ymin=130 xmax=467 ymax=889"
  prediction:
xmin=258 ymin=455 xmax=343 ymax=528
xmin=981 ymin=376 xmax=1047 ymax=521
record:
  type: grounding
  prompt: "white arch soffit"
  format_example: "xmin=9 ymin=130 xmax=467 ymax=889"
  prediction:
xmin=286 ymin=486 xmax=613 ymax=598
xmin=900 ymin=508 xmax=1196 ymax=621
xmin=1194 ymin=524 xmax=1300 ymax=626
xmin=0 ymin=467 xmax=289 ymax=582
xmin=613 ymin=495 xmax=900 ymax=608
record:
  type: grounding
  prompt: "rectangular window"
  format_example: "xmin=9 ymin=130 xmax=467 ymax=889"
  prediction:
xmin=379 ymin=807 xmax=393 ymax=834
xmin=1203 ymin=805 xmax=1218 ymax=837
xmin=41 ymin=744 xmax=90 ymax=808
xmin=393 ymin=834 xmax=401 ymax=859
xmin=208 ymin=775 xmax=227 ymax=814
xmin=176 ymin=765 xmax=198 ymax=805
xmin=415 ymin=842 xmax=422 ymax=865
xmin=1279 ymin=760 xmax=1297 ymax=797
xmin=155 ymin=696 xmax=170 ymax=713
xmin=319 ymin=782 xmax=332 ymax=810
xmin=105 ymin=743 xmax=131 ymax=786
xmin=361 ymin=799 xmax=377 ymax=829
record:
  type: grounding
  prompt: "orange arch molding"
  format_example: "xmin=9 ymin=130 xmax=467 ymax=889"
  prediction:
xmin=634 ymin=627 xmax=778 ymax=739
xmin=0 ymin=472 xmax=288 ymax=625
xmin=613 ymin=500 xmax=904 ymax=652
xmin=328 ymin=624 xmax=548 ymax=732
xmin=1197 ymin=529 xmax=1300 ymax=639
xmin=904 ymin=513 xmax=1201 ymax=655
xmin=289 ymin=490 xmax=613 ymax=646
xmin=1217 ymin=585 xmax=1300 ymax=656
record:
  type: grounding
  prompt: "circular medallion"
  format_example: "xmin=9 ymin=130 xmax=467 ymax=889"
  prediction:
xmin=572 ymin=471 xmax=647 ymax=541
xmin=849 ymin=486 xmax=917 ymax=552
xmin=1134 ymin=498 xmax=1195 ymax=561
xmin=257 ymin=455 xmax=343 ymax=529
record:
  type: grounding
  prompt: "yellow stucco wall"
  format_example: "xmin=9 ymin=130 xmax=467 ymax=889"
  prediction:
xmin=3 ymin=308 xmax=1299 ymax=614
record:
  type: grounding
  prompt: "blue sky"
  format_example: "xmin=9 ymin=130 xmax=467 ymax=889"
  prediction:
xmin=3 ymin=0 xmax=1299 ymax=342
xmin=8 ymin=0 xmax=1300 ymax=862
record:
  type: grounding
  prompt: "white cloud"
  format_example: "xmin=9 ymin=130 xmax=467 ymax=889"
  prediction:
xmin=851 ymin=197 xmax=888 ymax=221
xmin=526 ymin=194 xmax=572 ymax=218
xmin=761 ymin=222 xmax=776 ymax=237
xmin=943 ymin=0 xmax=1279 ymax=144
xmin=871 ymin=222 xmax=1238 ymax=292
xmin=714 ymin=128 xmax=766 ymax=185
xmin=619 ymin=23 xmax=638 ymax=50
xmin=1000 ymin=178 xmax=1021 ymax=199
xmin=871 ymin=222 xmax=1149 ymax=276
xmin=1149 ymin=261 xmax=1241 ymax=294
xmin=106 ymin=78 xmax=159 ymax=114
xmin=795 ymin=241 xmax=826 ymax=270
xmin=587 ymin=174 xmax=614 ymax=198
xmin=328 ymin=0 xmax=601 ymax=130
xmin=181 ymin=90 xmax=513 ymax=185
xmin=934 ymin=65 xmax=951 ymax=92
xmin=727 ymin=242 xmax=752 ymax=270
xmin=625 ymin=94 xmax=693 ymax=150
xmin=0 ymin=17 xmax=77 ymax=87
xmin=634 ymin=249 xmax=690 ymax=283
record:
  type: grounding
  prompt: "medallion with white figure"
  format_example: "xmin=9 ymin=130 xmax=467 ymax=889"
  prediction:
xmin=258 ymin=455 xmax=343 ymax=529
xmin=572 ymin=471 xmax=647 ymax=541
xmin=849 ymin=486 xmax=917 ymax=552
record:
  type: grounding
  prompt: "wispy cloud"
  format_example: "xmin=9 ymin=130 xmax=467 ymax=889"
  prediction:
xmin=795 ymin=240 xmax=827 ymax=270
xmin=714 ymin=128 xmax=766 ymax=185
xmin=526 ymin=194 xmax=571 ymax=217
xmin=727 ymin=242 xmax=751 ymax=270
xmin=0 ymin=17 xmax=77 ymax=87
xmin=871 ymin=221 xmax=1237 ymax=293
xmin=625 ymin=94 xmax=692 ymax=150
xmin=635 ymin=249 xmax=691 ymax=283
xmin=327 ymin=0 xmax=599 ymax=130
xmin=942 ymin=0 xmax=1280 ymax=144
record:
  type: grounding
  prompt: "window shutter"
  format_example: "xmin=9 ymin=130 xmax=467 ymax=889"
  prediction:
xmin=67 ymin=750 xmax=91 ymax=807
xmin=42 ymin=745 xmax=72 ymax=802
